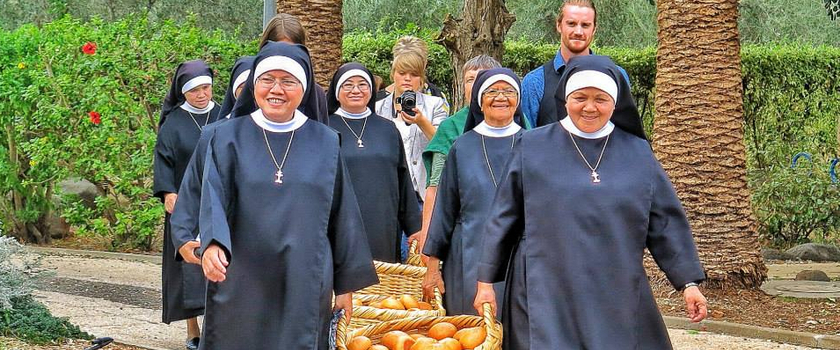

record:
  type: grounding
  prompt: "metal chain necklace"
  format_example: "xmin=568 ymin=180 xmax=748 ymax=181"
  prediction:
xmin=186 ymin=110 xmax=211 ymax=131
xmin=480 ymin=134 xmax=516 ymax=188
xmin=339 ymin=115 xmax=368 ymax=148
xmin=567 ymin=131 xmax=610 ymax=183
xmin=262 ymin=129 xmax=295 ymax=185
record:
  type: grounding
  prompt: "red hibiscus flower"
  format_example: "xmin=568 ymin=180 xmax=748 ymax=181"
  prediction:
xmin=81 ymin=42 xmax=97 ymax=55
xmin=88 ymin=111 xmax=101 ymax=125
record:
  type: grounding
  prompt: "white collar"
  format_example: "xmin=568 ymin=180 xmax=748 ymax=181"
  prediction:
xmin=473 ymin=120 xmax=521 ymax=138
xmin=180 ymin=101 xmax=215 ymax=114
xmin=250 ymin=109 xmax=308 ymax=133
xmin=560 ymin=117 xmax=614 ymax=139
xmin=335 ymin=108 xmax=371 ymax=120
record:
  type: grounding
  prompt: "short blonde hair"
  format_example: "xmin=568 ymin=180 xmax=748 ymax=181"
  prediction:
xmin=392 ymin=36 xmax=429 ymax=60
xmin=390 ymin=51 xmax=427 ymax=86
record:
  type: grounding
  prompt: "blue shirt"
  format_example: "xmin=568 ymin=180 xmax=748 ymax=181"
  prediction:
xmin=520 ymin=50 xmax=631 ymax=127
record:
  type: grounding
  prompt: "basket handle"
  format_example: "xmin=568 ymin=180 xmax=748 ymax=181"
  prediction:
xmin=482 ymin=302 xmax=501 ymax=346
xmin=335 ymin=312 xmax=349 ymax=350
xmin=406 ymin=240 xmax=424 ymax=266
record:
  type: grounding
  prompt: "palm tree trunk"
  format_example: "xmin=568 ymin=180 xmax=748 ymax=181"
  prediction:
xmin=653 ymin=0 xmax=766 ymax=289
xmin=438 ymin=0 xmax=515 ymax=110
xmin=277 ymin=0 xmax=343 ymax=88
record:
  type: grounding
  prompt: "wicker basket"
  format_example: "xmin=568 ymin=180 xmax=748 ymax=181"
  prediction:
xmin=337 ymin=303 xmax=502 ymax=350
xmin=350 ymin=260 xmax=445 ymax=330
xmin=405 ymin=240 xmax=425 ymax=267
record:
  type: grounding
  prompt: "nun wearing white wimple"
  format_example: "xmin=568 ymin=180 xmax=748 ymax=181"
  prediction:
xmin=153 ymin=59 xmax=220 ymax=349
xmin=197 ymin=42 xmax=378 ymax=349
xmin=422 ymin=68 xmax=528 ymax=317
xmin=473 ymin=55 xmax=708 ymax=350
xmin=326 ymin=62 xmax=421 ymax=263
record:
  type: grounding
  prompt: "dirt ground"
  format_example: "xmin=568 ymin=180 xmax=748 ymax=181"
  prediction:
xmin=0 ymin=337 xmax=142 ymax=350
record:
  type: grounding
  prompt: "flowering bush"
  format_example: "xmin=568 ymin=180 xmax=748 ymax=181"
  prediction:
xmin=0 ymin=15 xmax=253 ymax=249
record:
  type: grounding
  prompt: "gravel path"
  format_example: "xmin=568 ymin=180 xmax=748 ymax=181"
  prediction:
xmin=31 ymin=250 xmax=820 ymax=350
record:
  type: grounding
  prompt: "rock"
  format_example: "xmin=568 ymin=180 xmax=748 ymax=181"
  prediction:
xmin=58 ymin=178 xmax=101 ymax=209
xmin=795 ymin=270 xmax=831 ymax=282
xmin=786 ymin=243 xmax=840 ymax=262
xmin=761 ymin=247 xmax=794 ymax=261
xmin=45 ymin=211 xmax=71 ymax=239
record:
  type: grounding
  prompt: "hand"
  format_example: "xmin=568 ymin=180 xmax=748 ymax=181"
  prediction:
xmin=202 ymin=243 xmax=229 ymax=283
xmin=422 ymin=259 xmax=445 ymax=302
xmin=684 ymin=286 xmax=708 ymax=322
xmin=400 ymin=108 xmax=427 ymax=125
xmin=334 ymin=292 xmax=353 ymax=321
xmin=473 ymin=282 xmax=496 ymax=317
xmin=164 ymin=193 xmax=178 ymax=214
xmin=178 ymin=240 xmax=201 ymax=265
xmin=406 ymin=231 xmax=430 ymax=265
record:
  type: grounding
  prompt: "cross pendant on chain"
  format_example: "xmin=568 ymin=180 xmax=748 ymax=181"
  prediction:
xmin=357 ymin=139 xmax=365 ymax=148
xmin=274 ymin=169 xmax=284 ymax=184
xmin=591 ymin=170 xmax=601 ymax=183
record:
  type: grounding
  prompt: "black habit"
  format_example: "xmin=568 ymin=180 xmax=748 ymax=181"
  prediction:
xmin=477 ymin=56 xmax=704 ymax=349
xmin=327 ymin=63 xmax=420 ymax=263
xmin=423 ymin=68 xmax=527 ymax=316
xmin=153 ymin=60 xmax=220 ymax=323
xmin=197 ymin=42 xmax=378 ymax=349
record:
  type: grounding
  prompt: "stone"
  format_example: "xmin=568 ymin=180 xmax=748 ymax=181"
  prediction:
xmin=58 ymin=178 xmax=101 ymax=209
xmin=795 ymin=270 xmax=831 ymax=282
xmin=785 ymin=243 xmax=840 ymax=262
xmin=761 ymin=247 xmax=794 ymax=261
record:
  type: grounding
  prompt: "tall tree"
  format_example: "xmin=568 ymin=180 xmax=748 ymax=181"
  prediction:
xmin=438 ymin=0 xmax=515 ymax=109
xmin=653 ymin=0 xmax=767 ymax=289
xmin=277 ymin=0 xmax=343 ymax=87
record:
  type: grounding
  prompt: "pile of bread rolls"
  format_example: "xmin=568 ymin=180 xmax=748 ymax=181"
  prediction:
xmin=347 ymin=322 xmax=486 ymax=350
xmin=353 ymin=295 xmax=434 ymax=311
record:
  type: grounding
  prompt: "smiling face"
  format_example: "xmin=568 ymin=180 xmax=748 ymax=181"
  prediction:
xmin=557 ymin=5 xmax=596 ymax=55
xmin=184 ymin=84 xmax=212 ymax=109
xmin=337 ymin=76 xmax=371 ymax=113
xmin=480 ymin=81 xmax=519 ymax=127
xmin=254 ymin=70 xmax=304 ymax=122
xmin=565 ymin=87 xmax=615 ymax=133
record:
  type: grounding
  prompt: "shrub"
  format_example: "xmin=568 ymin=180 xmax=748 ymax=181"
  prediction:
xmin=0 ymin=15 xmax=253 ymax=249
xmin=0 ymin=296 xmax=92 ymax=344
xmin=0 ymin=237 xmax=45 ymax=309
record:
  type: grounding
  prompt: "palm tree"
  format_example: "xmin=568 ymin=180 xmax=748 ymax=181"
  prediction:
xmin=653 ymin=0 xmax=767 ymax=289
xmin=277 ymin=0 xmax=343 ymax=87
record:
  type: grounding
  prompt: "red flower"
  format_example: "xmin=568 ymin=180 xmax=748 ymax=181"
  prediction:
xmin=81 ymin=42 xmax=97 ymax=55
xmin=88 ymin=111 xmax=101 ymax=125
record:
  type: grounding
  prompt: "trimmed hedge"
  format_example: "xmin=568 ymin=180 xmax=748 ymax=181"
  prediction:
xmin=1 ymin=18 xmax=838 ymax=248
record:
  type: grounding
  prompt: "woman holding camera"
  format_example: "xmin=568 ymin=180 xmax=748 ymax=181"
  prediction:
xmin=375 ymin=47 xmax=448 ymax=205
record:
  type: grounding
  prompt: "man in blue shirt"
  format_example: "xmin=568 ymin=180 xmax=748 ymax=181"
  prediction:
xmin=521 ymin=0 xmax=630 ymax=127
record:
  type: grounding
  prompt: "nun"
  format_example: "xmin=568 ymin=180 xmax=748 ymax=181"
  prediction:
xmin=422 ymin=68 xmax=527 ymax=316
xmin=198 ymin=42 xmax=378 ymax=349
xmin=170 ymin=55 xmax=254 ymax=267
xmin=153 ymin=59 xmax=220 ymax=349
xmin=327 ymin=63 xmax=421 ymax=263
xmin=473 ymin=55 xmax=708 ymax=349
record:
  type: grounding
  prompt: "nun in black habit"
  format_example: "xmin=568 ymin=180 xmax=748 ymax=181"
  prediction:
xmin=327 ymin=63 xmax=421 ymax=263
xmin=170 ymin=55 xmax=255 ymax=268
xmin=152 ymin=60 xmax=220 ymax=333
xmin=422 ymin=68 xmax=527 ymax=316
xmin=474 ymin=55 xmax=708 ymax=350
xmin=198 ymin=42 xmax=378 ymax=349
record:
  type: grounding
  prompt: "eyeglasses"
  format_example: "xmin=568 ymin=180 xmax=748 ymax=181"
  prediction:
xmin=483 ymin=89 xmax=518 ymax=99
xmin=340 ymin=82 xmax=371 ymax=92
xmin=257 ymin=76 xmax=301 ymax=90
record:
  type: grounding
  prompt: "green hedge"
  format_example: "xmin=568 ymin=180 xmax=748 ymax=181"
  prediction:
xmin=1 ymin=18 xmax=838 ymax=248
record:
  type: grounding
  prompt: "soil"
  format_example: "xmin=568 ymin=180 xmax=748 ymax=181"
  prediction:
xmin=44 ymin=234 xmax=161 ymax=255
xmin=655 ymin=288 xmax=840 ymax=335
xmin=0 ymin=337 xmax=143 ymax=350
